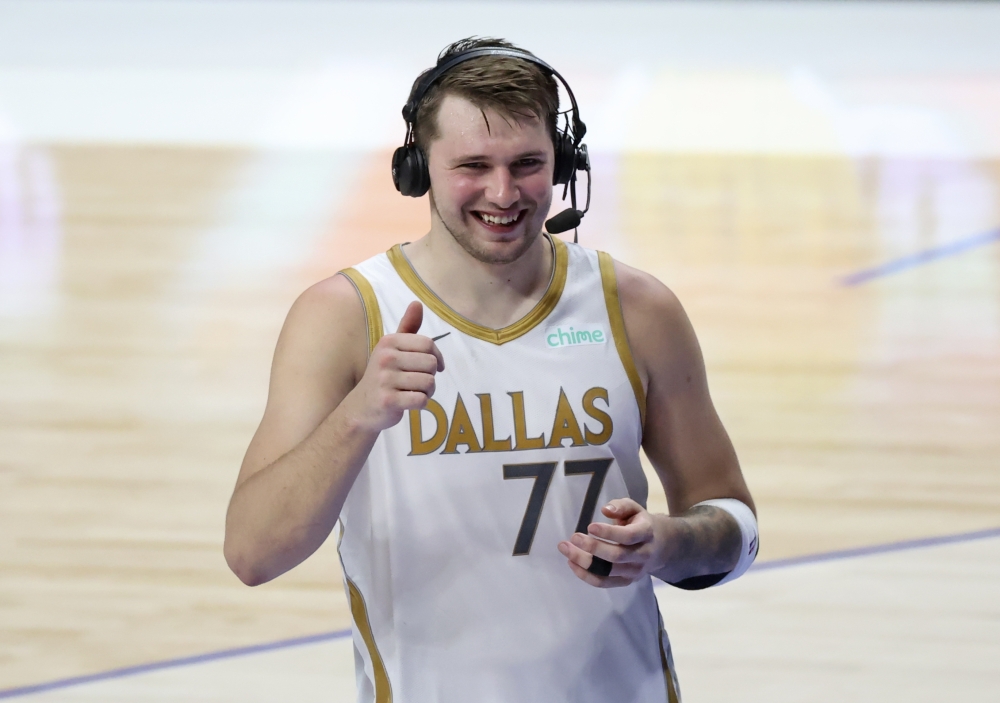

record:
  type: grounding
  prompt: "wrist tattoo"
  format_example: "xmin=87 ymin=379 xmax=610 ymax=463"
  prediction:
xmin=662 ymin=505 xmax=743 ymax=580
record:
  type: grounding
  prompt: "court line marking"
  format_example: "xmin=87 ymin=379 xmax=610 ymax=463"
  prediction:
xmin=747 ymin=525 xmax=1000 ymax=571
xmin=0 ymin=630 xmax=351 ymax=699
xmin=2 ymin=525 xmax=998 ymax=699
xmin=838 ymin=227 xmax=1000 ymax=286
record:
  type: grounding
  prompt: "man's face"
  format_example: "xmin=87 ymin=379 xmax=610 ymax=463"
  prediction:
xmin=425 ymin=94 xmax=554 ymax=265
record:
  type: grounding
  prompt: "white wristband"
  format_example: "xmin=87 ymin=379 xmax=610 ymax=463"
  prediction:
xmin=693 ymin=498 xmax=758 ymax=585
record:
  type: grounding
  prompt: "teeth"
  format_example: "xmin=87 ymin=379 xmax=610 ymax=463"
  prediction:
xmin=479 ymin=212 xmax=518 ymax=225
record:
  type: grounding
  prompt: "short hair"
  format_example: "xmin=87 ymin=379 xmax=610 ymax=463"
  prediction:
xmin=412 ymin=37 xmax=560 ymax=153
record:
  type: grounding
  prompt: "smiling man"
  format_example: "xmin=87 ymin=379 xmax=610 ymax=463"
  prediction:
xmin=224 ymin=37 xmax=757 ymax=703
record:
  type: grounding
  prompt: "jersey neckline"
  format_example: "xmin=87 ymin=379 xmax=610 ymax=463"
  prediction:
xmin=386 ymin=235 xmax=569 ymax=345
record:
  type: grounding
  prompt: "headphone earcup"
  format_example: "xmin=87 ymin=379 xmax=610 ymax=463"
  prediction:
xmin=392 ymin=145 xmax=431 ymax=197
xmin=552 ymin=132 xmax=577 ymax=186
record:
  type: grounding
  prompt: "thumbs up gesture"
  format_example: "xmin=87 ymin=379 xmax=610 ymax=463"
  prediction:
xmin=350 ymin=301 xmax=445 ymax=433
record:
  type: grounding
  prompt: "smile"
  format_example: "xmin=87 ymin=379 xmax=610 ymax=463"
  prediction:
xmin=473 ymin=210 xmax=527 ymax=227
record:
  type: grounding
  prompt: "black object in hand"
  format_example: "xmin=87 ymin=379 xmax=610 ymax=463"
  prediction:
xmin=587 ymin=556 xmax=612 ymax=577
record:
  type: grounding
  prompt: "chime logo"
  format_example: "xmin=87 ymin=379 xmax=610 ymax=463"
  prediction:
xmin=545 ymin=325 xmax=607 ymax=348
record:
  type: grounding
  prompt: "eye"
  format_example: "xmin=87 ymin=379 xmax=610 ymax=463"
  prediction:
xmin=461 ymin=162 xmax=488 ymax=170
xmin=515 ymin=158 xmax=543 ymax=169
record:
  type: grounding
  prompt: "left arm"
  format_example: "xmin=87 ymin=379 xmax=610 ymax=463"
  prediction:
xmin=558 ymin=260 xmax=755 ymax=588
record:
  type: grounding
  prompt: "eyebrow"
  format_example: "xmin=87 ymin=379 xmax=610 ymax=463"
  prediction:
xmin=452 ymin=150 xmax=548 ymax=163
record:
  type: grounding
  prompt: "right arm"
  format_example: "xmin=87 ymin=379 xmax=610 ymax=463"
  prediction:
xmin=223 ymin=275 xmax=440 ymax=586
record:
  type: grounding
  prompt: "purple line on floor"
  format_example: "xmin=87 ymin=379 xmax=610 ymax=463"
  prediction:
xmin=838 ymin=227 xmax=1000 ymax=286
xmin=749 ymin=526 xmax=1000 ymax=571
xmin=3 ymin=526 xmax=999 ymax=699
xmin=0 ymin=629 xmax=351 ymax=699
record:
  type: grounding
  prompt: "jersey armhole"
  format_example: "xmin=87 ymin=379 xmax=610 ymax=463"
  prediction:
xmin=597 ymin=251 xmax=647 ymax=429
xmin=340 ymin=268 xmax=385 ymax=358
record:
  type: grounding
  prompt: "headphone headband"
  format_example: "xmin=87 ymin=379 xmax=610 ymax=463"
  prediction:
xmin=402 ymin=47 xmax=585 ymax=141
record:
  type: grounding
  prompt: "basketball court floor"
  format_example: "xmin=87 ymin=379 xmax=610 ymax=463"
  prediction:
xmin=1 ymin=2 xmax=998 ymax=701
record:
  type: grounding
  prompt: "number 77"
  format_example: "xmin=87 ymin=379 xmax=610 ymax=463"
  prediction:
xmin=503 ymin=458 xmax=614 ymax=556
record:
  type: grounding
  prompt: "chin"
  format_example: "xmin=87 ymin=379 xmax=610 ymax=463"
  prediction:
xmin=462 ymin=227 xmax=542 ymax=265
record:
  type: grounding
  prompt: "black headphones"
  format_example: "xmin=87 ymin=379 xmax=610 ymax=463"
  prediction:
xmin=392 ymin=46 xmax=591 ymax=237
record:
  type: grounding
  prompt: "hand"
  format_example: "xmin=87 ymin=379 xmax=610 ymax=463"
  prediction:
xmin=349 ymin=301 xmax=445 ymax=433
xmin=557 ymin=498 xmax=666 ymax=589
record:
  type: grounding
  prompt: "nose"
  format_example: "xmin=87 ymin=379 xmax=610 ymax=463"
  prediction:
xmin=485 ymin=166 xmax=520 ymax=209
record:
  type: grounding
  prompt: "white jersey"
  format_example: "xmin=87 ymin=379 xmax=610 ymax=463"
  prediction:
xmin=337 ymin=236 xmax=680 ymax=703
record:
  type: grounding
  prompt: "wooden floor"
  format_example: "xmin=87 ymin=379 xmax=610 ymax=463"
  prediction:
xmin=1 ymin=144 xmax=999 ymax=696
xmin=17 ymin=537 xmax=1000 ymax=702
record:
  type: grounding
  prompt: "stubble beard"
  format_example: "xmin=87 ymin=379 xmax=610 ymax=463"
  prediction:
xmin=430 ymin=191 xmax=546 ymax=266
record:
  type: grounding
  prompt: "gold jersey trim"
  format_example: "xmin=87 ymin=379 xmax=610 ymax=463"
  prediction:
xmin=386 ymin=235 xmax=568 ymax=345
xmin=339 ymin=523 xmax=392 ymax=703
xmin=341 ymin=267 xmax=384 ymax=356
xmin=345 ymin=576 xmax=393 ymax=703
xmin=658 ymin=615 xmax=681 ymax=703
xmin=597 ymin=251 xmax=647 ymax=429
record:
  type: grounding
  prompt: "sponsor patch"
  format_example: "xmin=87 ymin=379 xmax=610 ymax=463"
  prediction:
xmin=545 ymin=325 xmax=608 ymax=348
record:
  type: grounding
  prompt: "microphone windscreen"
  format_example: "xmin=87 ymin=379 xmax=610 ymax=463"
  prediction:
xmin=545 ymin=208 xmax=583 ymax=235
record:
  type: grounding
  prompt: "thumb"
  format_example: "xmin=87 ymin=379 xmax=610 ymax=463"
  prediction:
xmin=602 ymin=498 xmax=641 ymax=523
xmin=396 ymin=301 xmax=423 ymax=335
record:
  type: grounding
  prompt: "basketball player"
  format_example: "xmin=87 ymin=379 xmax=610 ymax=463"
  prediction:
xmin=225 ymin=37 xmax=757 ymax=702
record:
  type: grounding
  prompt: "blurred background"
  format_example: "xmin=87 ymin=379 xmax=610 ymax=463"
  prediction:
xmin=1 ymin=1 xmax=998 ymax=700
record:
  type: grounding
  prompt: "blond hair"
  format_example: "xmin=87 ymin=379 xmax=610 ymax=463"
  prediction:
xmin=412 ymin=37 xmax=560 ymax=151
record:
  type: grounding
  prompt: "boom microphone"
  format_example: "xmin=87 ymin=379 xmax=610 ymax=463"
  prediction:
xmin=545 ymin=208 xmax=584 ymax=235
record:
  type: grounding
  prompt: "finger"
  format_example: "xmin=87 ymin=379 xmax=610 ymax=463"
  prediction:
xmin=587 ymin=519 xmax=653 ymax=547
xmin=564 ymin=556 xmax=636 ymax=589
xmin=559 ymin=541 xmax=644 ymax=580
xmin=396 ymin=301 xmax=423 ymax=334
xmin=386 ymin=336 xmax=445 ymax=372
xmin=385 ymin=350 xmax=440 ymax=375
xmin=430 ymin=341 xmax=445 ymax=372
xmin=602 ymin=498 xmax=642 ymax=523
xmin=393 ymin=390 xmax=433 ymax=413
xmin=558 ymin=539 xmax=598 ymax=571
xmin=569 ymin=531 xmax=643 ymax=565
xmin=392 ymin=371 xmax=436 ymax=396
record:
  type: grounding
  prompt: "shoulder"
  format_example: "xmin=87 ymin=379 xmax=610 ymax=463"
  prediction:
xmin=276 ymin=272 xmax=369 ymax=387
xmin=612 ymin=259 xmax=684 ymax=324
xmin=612 ymin=259 xmax=691 ymax=354
xmin=609 ymin=258 xmax=701 ymax=389
xmin=289 ymin=270 xmax=365 ymax=321
xmin=285 ymin=271 xmax=366 ymax=337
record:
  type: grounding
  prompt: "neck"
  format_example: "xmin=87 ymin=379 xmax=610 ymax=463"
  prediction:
xmin=402 ymin=226 xmax=554 ymax=330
